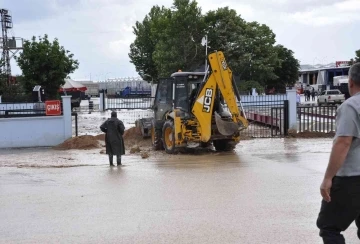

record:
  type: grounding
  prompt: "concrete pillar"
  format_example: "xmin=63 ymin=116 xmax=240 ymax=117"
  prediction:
xmin=0 ymin=95 xmax=2 ymax=103
xmin=151 ymin=84 xmax=157 ymax=97
xmin=99 ymin=92 xmax=105 ymax=111
xmin=62 ymin=96 xmax=72 ymax=139
xmin=286 ymin=89 xmax=297 ymax=130
xmin=151 ymin=84 xmax=157 ymax=105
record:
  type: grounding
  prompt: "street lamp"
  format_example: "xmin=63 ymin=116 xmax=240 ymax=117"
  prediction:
xmin=202 ymin=35 xmax=208 ymax=71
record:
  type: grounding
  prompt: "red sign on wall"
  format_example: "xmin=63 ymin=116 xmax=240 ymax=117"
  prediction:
xmin=336 ymin=61 xmax=349 ymax=67
xmin=45 ymin=100 xmax=62 ymax=116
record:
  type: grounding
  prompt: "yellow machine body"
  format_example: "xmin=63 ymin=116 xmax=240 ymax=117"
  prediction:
xmin=153 ymin=51 xmax=249 ymax=153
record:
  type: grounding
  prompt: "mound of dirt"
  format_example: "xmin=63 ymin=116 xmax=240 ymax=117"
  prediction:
xmin=123 ymin=127 xmax=152 ymax=148
xmin=288 ymin=131 xmax=335 ymax=138
xmin=130 ymin=145 xmax=141 ymax=154
xmin=54 ymin=135 xmax=100 ymax=150
xmin=94 ymin=127 xmax=152 ymax=149
xmin=123 ymin=126 xmax=142 ymax=139
xmin=95 ymin=134 xmax=105 ymax=141
xmin=54 ymin=126 xmax=151 ymax=151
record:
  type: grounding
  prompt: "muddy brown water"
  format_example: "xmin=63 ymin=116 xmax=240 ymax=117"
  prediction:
xmin=0 ymin=138 xmax=358 ymax=243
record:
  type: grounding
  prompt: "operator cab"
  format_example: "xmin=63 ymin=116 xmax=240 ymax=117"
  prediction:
xmin=153 ymin=71 xmax=229 ymax=121
xmin=153 ymin=72 xmax=206 ymax=121
xmin=170 ymin=72 xmax=205 ymax=113
xmin=171 ymin=71 xmax=228 ymax=117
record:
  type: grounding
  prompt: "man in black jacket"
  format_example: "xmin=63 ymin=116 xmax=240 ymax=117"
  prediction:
xmin=100 ymin=111 xmax=125 ymax=166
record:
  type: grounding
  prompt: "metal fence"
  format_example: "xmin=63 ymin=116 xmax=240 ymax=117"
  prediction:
xmin=297 ymin=105 xmax=336 ymax=133
xmin=104 ymin=94 xmax=291 ymax=138
xmin=0 ymin=102 xmax=47 ymax=118
xmin=106 ymin=97 xmax=154 ymax=110
xmin=72 ymin=103 xmax=100 ymax=113
xmin=237 ymin=95 xmax=289 ymax=138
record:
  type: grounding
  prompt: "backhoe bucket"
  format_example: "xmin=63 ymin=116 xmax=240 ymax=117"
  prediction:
xmin=214 ymin=112 xmax=239 ymax=136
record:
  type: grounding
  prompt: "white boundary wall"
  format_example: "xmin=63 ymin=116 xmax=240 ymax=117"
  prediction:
xmin=0 ymin=96 xmax=72 ymax=148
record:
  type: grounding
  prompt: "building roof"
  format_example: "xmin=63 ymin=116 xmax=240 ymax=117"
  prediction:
xmin=99 ymin=76 xmax=146 ymax=83
xmin=171 ymin=72 xmax=206 ymax=77
xmin=299 ymin=66 xmax=350 ymax=73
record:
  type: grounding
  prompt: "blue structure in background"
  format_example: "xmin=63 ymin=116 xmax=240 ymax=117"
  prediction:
xmin=120 ymin=86 xmax=151 ymax=97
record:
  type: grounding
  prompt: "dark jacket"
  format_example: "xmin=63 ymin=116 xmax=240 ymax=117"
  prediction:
xmin=100 ymin=117 xmax=125 ymax=156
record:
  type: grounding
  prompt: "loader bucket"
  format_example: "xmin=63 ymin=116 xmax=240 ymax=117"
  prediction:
xmin=214 ymin=111 xmax=239 ymax=136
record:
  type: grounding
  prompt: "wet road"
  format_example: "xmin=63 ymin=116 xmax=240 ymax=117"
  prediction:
xmin=0 ymin=139 xmax=358 ymax=243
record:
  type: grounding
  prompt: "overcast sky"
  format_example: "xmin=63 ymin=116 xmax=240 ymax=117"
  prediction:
xmin=2 ymin=0 xmax=359 ymax=80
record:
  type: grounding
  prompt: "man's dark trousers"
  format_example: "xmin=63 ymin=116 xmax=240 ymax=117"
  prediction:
xmin=108 ymin=154 xmax=121 ymax=165
xmin=317 ymin=176 xmax=360 ymax=243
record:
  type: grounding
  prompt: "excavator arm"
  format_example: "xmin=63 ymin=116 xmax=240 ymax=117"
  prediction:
xmin=191 ymin=51 xmax=249 ymax=142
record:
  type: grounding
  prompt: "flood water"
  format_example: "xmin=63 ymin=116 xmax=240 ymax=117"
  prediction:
xmin=0 ymin=138 xmax=358 ymax=243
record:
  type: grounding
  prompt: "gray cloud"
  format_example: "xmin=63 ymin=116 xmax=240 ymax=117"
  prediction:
xmin=0 ymin=0 xmax=82 ymax=23
xmin=253 ymin=0 xmax=342 ymax=13
xmin=6 ymin=0 xmax=360 ymax=79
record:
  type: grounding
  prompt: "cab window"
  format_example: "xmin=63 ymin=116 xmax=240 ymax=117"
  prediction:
xmin=156 ymin=79 xmax=173 ymax=104
xmin=174 ymin=77 xmax=188 ymax=110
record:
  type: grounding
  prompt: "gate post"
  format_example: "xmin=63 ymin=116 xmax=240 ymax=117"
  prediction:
xmin=99 ymin=89 xmax=106 ymax=111
xmin=286 ymin=89 xmax=297 ymax=131
xmin=283 ymin=100 xmax=289 ymax=136
xmin=88 ymin=100 xmax=93 ymax=114
xmin=61 ymin=96 xmax=72 ymax=140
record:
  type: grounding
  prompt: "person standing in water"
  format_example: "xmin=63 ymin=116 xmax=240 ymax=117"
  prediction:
xmin=100 ymin=111 xmax=125 ymax=166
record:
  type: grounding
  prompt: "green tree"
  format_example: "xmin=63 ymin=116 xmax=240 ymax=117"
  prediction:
xmin=129 ymin=2 xmax=292 ymax=86
xmin=129 ymin=6 xmax=170 ymax=82
xmin=241 ymin=21 xmax=279 ymax=83
xmin=129 ymin=0 xmax=206 ymax=81
xmin=16 ymin=34 xmax=79 ymax=99
xmin=204 ymin=7 xmax=279 ymax=84
xmin=270 ymin=45 xmax=300 ymax=87
xmin=152 ymin=0 xmax=206 ymax=77
xmin=204 ymin=7 xmax=246 ymax=72
xmin=355 ymin=49 xmax=360 ymax=63
xmin=0 ymin=75 xmax=6 ymax=96
xmin=238 ymin=80 xmax=264 ymax=94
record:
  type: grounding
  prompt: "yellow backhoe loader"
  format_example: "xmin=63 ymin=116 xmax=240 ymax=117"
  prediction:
xmin=151 ymin=51 xmax=249 ymax=153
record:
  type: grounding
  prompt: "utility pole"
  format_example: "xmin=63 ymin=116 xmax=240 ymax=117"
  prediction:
xmin=201 ymin=35 xmax=208 ymax=71
xmin=0 ymin=9 xmax=23 ymax=85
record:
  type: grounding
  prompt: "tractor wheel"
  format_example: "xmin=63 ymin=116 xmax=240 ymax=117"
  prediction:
xmin=213 ymin=140 xmax=236 ymax=152
xmin=162 ymin=120 xmax=176 ymax=154
xmin=151 ymin=121 xmax=164 ymax=150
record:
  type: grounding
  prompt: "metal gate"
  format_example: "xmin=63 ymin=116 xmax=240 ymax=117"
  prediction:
xmin=104 ymin=94 xmax=289 ymax=138
xmin=103 ymin=96 xmax=155 ymax=125
xmin=106 ymin=97 xmax=155 ymax=110
xmin=297 ymin=105 xmax=336 ymax=133
xmin=239 ymin=95 xmax=289 ymax=138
